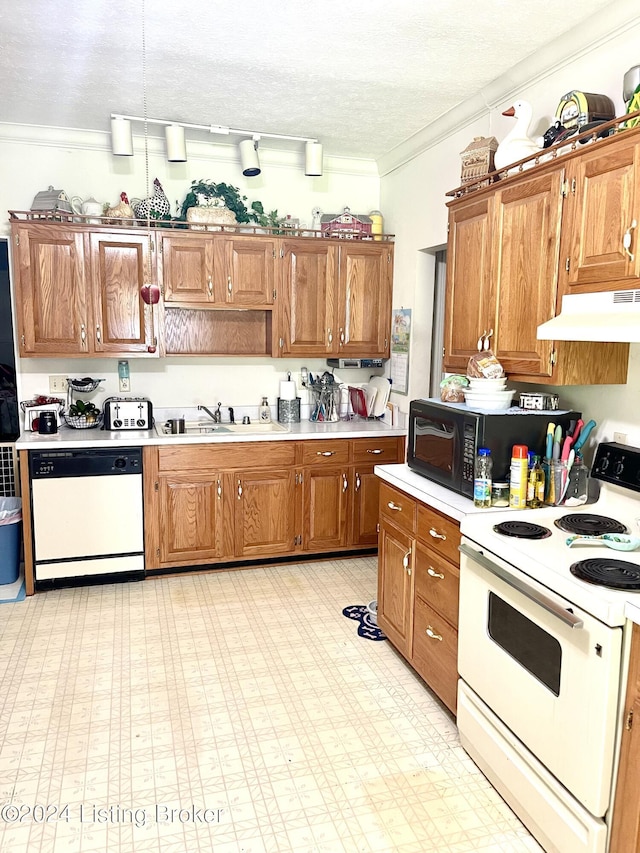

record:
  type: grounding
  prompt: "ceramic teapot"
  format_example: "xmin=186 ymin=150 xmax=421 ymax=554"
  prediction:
xmin=70 ymin=195 xmax=103 ymax=223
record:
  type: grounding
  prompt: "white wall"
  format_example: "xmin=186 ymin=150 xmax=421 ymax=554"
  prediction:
xmin=381 ymin=12 xmax=640 ymax=452
xmin=1 ymin=125 xmax=381 ymax=409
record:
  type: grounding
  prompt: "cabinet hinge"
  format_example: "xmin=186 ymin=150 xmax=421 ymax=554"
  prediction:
xmin=626 ymin=708 xmax=634 ymax=731
xmin=571 ymin=177 xmax=576 ymax=194
xmin=565 ymin=257 xmax=570 ymax=272
xmin=272 ymin=288 xmax=277 ymax=300
xmin=446 ymin=221 xmax=450 ymax=234
xmin=154 ymin=481 xmax=159 ymax=492
xmin=156 ymin=547 xmax=160 ymax=558
xmin=387 ymin=253 xmax=391 ymax=263
xmin=15 ymin=234 xmax=19 ymax=246
xmin=272 ymin=248 xmax=276 ymax=259
xmin=561 ymin=181 xmax=569 ymax=198
xmin=280 ymin=247 xmax=284 ymax=258
xmin=442 ymin=346 xmax=446 ymax=359
xmin=549 ymin=349 xmax=557 ymax=366
xmin=376 ymin=522 xmax=380 ymax=533
xmin=295 ymin=472 xmax=303 ymax=485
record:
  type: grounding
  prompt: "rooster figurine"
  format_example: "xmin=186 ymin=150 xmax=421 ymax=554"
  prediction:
xmin=494 ymin=100 xmax=541 ymax=171
xmin=134 ymin=178 xmax=171 ymax=221
xmin=104 ymin=191 xmax=134 ymax=223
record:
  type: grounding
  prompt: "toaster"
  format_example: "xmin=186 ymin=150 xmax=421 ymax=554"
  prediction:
xmin=103 ymin=397 xmax=153 ymax=430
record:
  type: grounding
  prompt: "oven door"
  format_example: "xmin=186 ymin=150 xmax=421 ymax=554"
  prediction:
xmin=458 ymin=540 xmax=622 ymax=819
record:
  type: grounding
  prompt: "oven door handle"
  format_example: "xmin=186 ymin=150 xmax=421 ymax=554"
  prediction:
xmin=459 ymin=543 xmax=584 ymax=629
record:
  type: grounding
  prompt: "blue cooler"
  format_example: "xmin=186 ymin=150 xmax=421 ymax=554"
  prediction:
xmin=0 ymin=497 xmax=21 ymax=585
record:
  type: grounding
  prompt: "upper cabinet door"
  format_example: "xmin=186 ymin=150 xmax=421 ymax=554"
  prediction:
xmin=14 ymin=224 xmax=88 ymax=355
xmin=492 ymin=168 xmax=564 ymax=378
xmin=88 ymin=232 xmax=156 ymax=354
xmin=562 ymin=137 xmax=640 ymax=290
xmin=443 ymin=196 xmax=495 ymax=373
xmin=223 ymin=236 xmax=275 ymax=306
xmin=338 ymin=243 xmax=392 ymax=356
xmin=160 ymin=234 xmax=215 ymax=303
xmin=278 ymin=239 xmax=338 ymax=355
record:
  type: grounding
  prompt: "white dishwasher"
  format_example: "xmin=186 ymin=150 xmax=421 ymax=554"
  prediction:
xmin=29 ymin=447 xmax=145 ymax=588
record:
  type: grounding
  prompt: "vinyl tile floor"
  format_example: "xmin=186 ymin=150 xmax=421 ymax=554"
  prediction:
xmin=0 ymin=557 xmax=543 ymax=853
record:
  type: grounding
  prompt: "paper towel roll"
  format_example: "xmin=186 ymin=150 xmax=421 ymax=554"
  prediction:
xmin=279 ymin=380 xmax=297 ymax=401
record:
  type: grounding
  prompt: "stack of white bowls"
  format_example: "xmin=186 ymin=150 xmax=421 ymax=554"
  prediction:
xmin=464 ymin=377 xmax=515 ymax=410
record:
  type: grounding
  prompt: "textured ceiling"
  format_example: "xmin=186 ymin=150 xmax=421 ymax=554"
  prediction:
xmin=0 ymin=0 xmax=621 ymax=161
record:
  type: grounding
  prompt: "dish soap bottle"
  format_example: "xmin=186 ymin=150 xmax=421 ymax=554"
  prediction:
xmin=526 ymin=455 xmax=545 ymax=508
xmin=259 ymin=396 xmax=271 ymax=423
xmin=473 ymin=448 xmax=492 ymax=508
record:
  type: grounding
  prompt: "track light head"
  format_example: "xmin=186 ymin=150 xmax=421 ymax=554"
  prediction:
xmin=305 ymin=141 xmax=323 ymax=176
xmin=165 ymin=124 xmax=187 ymax=162
xmin=239 ymin=136 xmax=261 ymax=177
xmin=110 ymin=117 xmax=134 ymax=156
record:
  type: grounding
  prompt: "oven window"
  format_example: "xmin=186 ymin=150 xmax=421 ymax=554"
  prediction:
xmin=413 ymin=416 xmax=455 ymax=474
xmin=488 ymin=593 xmax=562 ymax=696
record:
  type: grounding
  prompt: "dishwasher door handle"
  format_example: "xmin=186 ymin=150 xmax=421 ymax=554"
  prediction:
xmin=459 ymin=543 xmax=584 ymax=629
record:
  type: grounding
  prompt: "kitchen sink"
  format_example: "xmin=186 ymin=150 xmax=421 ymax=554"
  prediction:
xmin=155 ymin=420 xmax=289 ymax=437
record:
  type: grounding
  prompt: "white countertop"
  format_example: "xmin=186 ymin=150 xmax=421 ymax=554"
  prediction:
xmin=16 ymin=418 xmax=407 ymax=451
xmin=374 ymin=463 xmax=505 ymax=522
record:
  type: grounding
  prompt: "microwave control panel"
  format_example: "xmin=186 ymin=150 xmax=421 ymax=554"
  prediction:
xmin=462 ymin=423 xmax=476 ymax=484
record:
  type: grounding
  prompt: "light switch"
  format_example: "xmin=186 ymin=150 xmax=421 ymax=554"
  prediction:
xmin=118 ymin=360 xmax=130 ymax=393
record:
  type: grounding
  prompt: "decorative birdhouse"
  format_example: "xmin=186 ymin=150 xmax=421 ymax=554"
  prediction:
xmin=460 ymin=136 xmax=498 ymax=186
xmin=321 ymin=207 xmax=372 ymax=239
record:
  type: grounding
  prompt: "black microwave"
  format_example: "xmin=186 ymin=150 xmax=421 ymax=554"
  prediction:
xmin=407 ymin=398 xmax=581 ymax=498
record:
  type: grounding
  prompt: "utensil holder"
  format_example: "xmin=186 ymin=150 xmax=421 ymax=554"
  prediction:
xmin=309 ymin=386 xmax=339 ymax=422
xmin=277 ymin=397 xmax=301 ymax=423
xmin=544 ymin=458 xmax=588 ymax=506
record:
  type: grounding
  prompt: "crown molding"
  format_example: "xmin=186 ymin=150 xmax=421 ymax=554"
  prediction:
xmin=377 ymin=0 xmax=640 ymax=176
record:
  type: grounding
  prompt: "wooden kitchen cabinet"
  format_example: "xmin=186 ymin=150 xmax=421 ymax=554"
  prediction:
xmin=12 ymin=221 xmax=158 ymax=357
xmin=277 ymin=238 xmax=393 ymax=358
xmin=560 ymin=133 xmax=640 ymax=292
xmin=143 ymin=436 xmax=404 ymax=571
xmin=159 ymin=231 xmax=275 ymax=307
xmin=609 ymin=622 xmax=640 ymax=853
xmin=12 ymin=223 xmax=88 ymax=355
xmin=443 ymin=134 xmax=631 ymax=385
xmin=377 ymin=480 xmax=460 ymax=714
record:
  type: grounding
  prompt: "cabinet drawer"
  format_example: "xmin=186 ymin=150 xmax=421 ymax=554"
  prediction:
xmin=301 ymin=440 xmax=350 ymax=466
xmin=352 ymin=437 xmax=403 ymax=464
xmin=159 ymin=441 xmax=296 ymax=472
xmin=412 ymin=596 xmax=458 ymax=713
xmin=414 ymin=543 xmax=459 ymax=629
xmin=379 ymin=483 xmax=416 ymax=535
xmin=416 ymin=505 xmax=461 ymax=565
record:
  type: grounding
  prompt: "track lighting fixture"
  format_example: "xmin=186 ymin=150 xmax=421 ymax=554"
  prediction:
xmin=110 ymin=113 xmax=323 ymax=176
xmin=165 ymin=124 xmax=187 ymax=162
xmin=239 ymin=136 xmax=261 ymax=177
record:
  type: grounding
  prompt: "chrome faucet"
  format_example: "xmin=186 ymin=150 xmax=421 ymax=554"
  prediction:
xmin=198 ymin=403 xmax=222 ymax=424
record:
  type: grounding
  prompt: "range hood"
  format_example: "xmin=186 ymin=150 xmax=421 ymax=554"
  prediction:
xmin=537 ymin=290 xmax=640 ymax=342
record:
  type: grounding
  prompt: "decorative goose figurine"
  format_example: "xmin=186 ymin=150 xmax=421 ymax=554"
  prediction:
xmin=494 ymin=100 xmax=541 ymax=170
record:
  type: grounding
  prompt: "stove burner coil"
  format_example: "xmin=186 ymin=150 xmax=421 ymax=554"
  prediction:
xmin=493 ymin=521 xmax=552 ymax=540
xmin=570 ymin=558 xmax=640 ymax=590
xmin=555 ymin=514 xmax=627 ymax=536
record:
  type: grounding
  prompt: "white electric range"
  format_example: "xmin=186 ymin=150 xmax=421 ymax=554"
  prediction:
xmin=457 ymin=441 xmax=640 ymax=853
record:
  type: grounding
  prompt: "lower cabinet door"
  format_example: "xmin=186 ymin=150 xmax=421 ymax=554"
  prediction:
xmin=351 ymin=465 xmax=380 ymax=547
xmin=233 ymin=468 xmax=297 ymax=557
xmin=303 ymin=466 xmax=349 ymax=550
xmin=412 ymin=595 xmax=458 ymax=713
xmin=158 ymin=472 xmax=224 ymax=564
xmin=377 ymin=519 xmax=414 ymax=658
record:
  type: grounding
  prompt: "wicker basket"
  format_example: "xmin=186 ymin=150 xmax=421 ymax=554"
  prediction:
xmin=186 ymin=205 xmax=237 ymax=231
xmin=63 ymin=412 xmax=104 ymax=430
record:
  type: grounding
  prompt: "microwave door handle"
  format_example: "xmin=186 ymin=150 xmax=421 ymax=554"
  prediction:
xmin=459 ymin=543 xmax=584 ymax=630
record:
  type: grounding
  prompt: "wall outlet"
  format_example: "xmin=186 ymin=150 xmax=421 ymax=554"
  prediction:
xmin=613 ymin=431 xmax=627 ymax=445
xmin=49 ymin=375 xmax=68 ymax=394
xmin=118 ymin=360 xmax=130 ymax=393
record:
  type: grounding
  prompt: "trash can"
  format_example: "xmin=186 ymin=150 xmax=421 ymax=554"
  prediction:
xmin=0 ymin=497 xmax=22 ymax=585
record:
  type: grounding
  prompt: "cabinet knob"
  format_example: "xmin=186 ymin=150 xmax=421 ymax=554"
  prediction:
xmin=327 ymin=328 xmax=333 ymax=344
xmin=317 ymin=451 xmax=335 ymax=456
xmin=227 ymin=275 xmax=233 ymax=294
xmin=80 ymin=324 xmax=86 ymax=345
xmin=366 ymin=449 xmax=383 ymax=455
xmin=96 ymin=324 xmax=101 ymax=343
xmin=339 ymin=328 xmax=345 ymax=345
xmin=623 ymin=219 xmax=637 ymax=262
xmin=355 ymin=473 xmax=361 ymax=491
xmin=217 ymin=479 xmax=222 ymax=500
xmin=342 ymin=474 xmax=348 ymax=492
xmin=237 ymin=479 xmax=243 ymax=499
xmin=427 ymin=567 xmax=445 ymax=579
xmin=425 ymin=625 xmax=443 ymax=641
xmin=207 ymin=276 xmax=213 ymax=296
xmin=387 ymin=501 xmax=402 ymax=511
xmin=429 ymin=527 xmax=446 ymax=541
